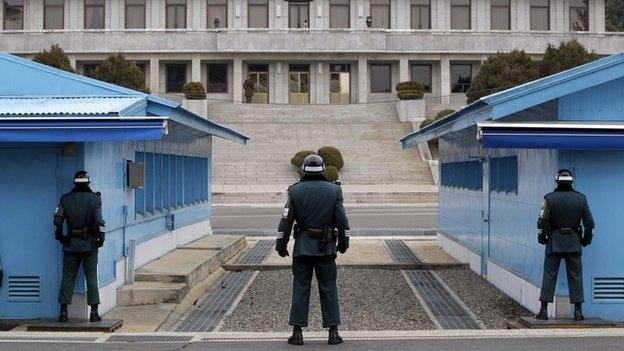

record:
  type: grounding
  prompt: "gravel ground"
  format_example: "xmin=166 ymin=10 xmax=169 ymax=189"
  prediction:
xmin=220 ymin=268 xmax=435 ymax=332
xmin=436 ymin=268 xmax=532 ymax=329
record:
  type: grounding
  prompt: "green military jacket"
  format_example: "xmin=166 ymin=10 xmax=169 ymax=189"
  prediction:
xmin=54 ymin=188 xmax=105 ymax=253
xmin=538 ymin=189 xmax=594 ymax=254
xmin=277 ymin=175 xmax=350 ymax=257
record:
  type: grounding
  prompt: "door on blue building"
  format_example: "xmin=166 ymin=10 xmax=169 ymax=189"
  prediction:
xmin=0 ymin=148 xmax=61 ymax=319
xmin=481 ymin=158 xmax=491 ymax=276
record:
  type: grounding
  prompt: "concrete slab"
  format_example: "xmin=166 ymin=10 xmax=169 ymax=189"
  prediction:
xmin=404 ymin=240 xmax=460 ymax=265
xmin=27 ymin=319 xmax=123 ymax=333
xmin=135 ymin=249 xmax=221 ymax=288
xmin=117 ymin=281 xmax=188 ymax=306
xmin=103 ymin=304 xmax=176 ymax=332
xmin=180 ymin=235 xmax=246 ymax=263
xmin=519 ymin=316 xmax=619 ymax=329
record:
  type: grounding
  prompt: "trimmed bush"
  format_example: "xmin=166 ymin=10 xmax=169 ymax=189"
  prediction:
xmin=317 ymin=146 xmax=344 ymax=171
xmin=396 ymin=81 xmax=424 ymax=100
xmin=290 ymin=150 xmax=317 ymax=167
xmin=435 ymin=109 xmax=455 ymax=121
xmin=33 ymin=44 xmax=75 ymax=73
xmin=324 ymin=166 xmax=340 ymax=182
xmin=91 ymin=52 xmax=149 ymax=93
xmin=420 ymin=118 xmax=434 ymax=129
xmin=540 ymin=39 xmax=599 ymax=77
xmin=182 ymin=81 xmax=207 ymax=100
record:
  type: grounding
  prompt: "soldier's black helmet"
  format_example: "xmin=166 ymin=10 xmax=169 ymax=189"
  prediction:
xmin=302 ymin=154 xmax=325 ymax=175
xmin=555 ymin=169 xmax=573 ymax=184
xmin=73 ymin=170 xmax=91 ymax=185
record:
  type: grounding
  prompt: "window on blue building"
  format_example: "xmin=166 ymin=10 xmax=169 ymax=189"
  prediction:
xmin=440 ymin=160 xmax=482 ymax=190
xmin=490 ymin=156 xmax=518 ymax=193
xmin=135 ymin=152 xmax=209 ymax=217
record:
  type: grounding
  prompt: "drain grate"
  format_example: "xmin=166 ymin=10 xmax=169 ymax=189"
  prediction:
xmin=404 ymin=270 xmax=482 ymax=330
xmin=106 ymin=335 xmax=192 ymax=343
xmin=176 ymin=271 xmax=255 ymax=332
xmin=385 ymin=239 xmax=422 ymax=264
xmin=0 ymin=335 xmax=98 ymax=342
xmin=237 ymin=240 xmax=273 ymax=264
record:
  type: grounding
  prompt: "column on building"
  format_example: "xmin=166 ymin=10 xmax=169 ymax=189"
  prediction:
xmin=232 ymin=57 xmax=243 ymax=103
xmin=399 ymin=56 xmax=409 ymax=83
xmin=358 ymin=57 xmax=368 ymax=103
xmin=440 ymin=58 xmax=451 ymax=104
xmin=191 ymin=54 xmax=202 ymax=83
xmin=150 ymin=57 xmax=160 ymax=96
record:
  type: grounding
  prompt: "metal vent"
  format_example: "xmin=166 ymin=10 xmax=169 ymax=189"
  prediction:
xmin=0 ymin=336 xmax=98 ymax=342
xmin=593 ymin=277 xmax=624 ymax=302
xmin=106 ymin=335 xmax=193 ymax=343
xmin=7 ymin=276 xmax=40 ymax=302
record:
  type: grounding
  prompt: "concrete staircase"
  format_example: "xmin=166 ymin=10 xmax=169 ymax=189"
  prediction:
xmin=117 ymin=235 xmax=246 ymax=306
xmin=210 ymin=102 xmax=437 ymax=204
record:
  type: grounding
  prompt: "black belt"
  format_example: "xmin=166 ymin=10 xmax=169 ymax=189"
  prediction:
xmin=554 ymin=227 xmax=577 ymax=235
xmin=69 ymin=228 xmax=89 ymax=240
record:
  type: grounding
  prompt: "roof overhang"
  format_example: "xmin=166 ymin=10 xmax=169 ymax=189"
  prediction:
xmin=477 ymin=121 xmax=624 ymax=150
xmin=0 ymin=116 xmax=168 ymax=142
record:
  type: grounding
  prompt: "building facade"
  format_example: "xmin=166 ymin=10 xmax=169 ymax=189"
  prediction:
xmin=401 ymin=53 xmax=624 ymax=321
xmin=0 ymin=0 xmax=621 ymax=108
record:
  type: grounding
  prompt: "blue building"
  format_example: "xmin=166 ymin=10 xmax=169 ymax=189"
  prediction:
xmin=402 ymin=53 xmax=624 ymax=321
xmin=0 ymin=52 xmax=247 ymax=320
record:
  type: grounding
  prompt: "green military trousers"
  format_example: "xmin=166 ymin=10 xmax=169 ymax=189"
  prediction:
xmin=290 ymin=255 xmax=341 ymax=328
xmin=58 ymin=252 xmax=100 ymax=305
xmin=540 ymin=253 xmax=584 ymax=304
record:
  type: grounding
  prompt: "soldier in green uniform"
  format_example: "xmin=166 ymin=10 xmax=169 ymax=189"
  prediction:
xmin=276 ymin=154 xmax=350 ymax=345
xmin=536 ymin=169 xmax=594 ymax=321
xmin=54 ymin=171 xmax=106 ymax=323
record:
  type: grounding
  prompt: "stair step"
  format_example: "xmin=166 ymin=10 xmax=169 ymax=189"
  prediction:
xmin=117 ymin=281 xmax=188 ymax=306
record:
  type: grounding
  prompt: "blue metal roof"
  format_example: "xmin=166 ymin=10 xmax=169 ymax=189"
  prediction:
xmin=0 ymin=52 xmax=248 ymax=144
xmin=401 ymin=53 xmax=624 ymax=149
xmin=0 ymin=96 xmax=145 ymax=116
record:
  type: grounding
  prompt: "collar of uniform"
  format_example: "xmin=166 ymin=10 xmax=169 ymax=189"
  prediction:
xmin=300 ymin=174 xmax=330 ymax=182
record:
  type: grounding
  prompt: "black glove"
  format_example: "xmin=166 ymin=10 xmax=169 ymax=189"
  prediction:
xmin=278 ymin=249 xmax=289 ymax=257
xmin=538 ymin=233 xmax=548 ymax=245
xmin=96 ymin=238 xmax=105 ymax=248
xmin=55 ymin=232 xmax=70 ymax=245
xmin=276 ymin=239 xmax=289 ymax=257
xmin=338 ymin=241 xmax=348 ymax=254
xmin=581 ymin=233 xmax=593 ymax=247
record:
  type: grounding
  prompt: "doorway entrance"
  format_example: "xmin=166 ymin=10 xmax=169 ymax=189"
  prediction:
xmin=330 ymin=64 xmax=351 ymax=104
xmin=289 ymin=64 xmax=310 ymax=104
xmin=289 ymin=2 xmax=309 ymax=28
xmin=247 ymin=64 xmax=269 ymax=103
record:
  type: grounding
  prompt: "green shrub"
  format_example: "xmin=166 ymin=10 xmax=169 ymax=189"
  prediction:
xmin=317 ymin=146 xmax=344 ymax=171
xmin=435 ymin=109 xmax=455 ymax=121
xmin=290 ymin=150 xmax=317 ymax=167
xmin=324 ymin=166 xmax=339 ymax=181
xmin=182 ymin=81 xmax=207 ymax=100
xmin=91 ymin=52 xmax=149 ymax=93
xmin=396 ymin=81 xmax=423 ymax=92
xmin=420 ymin=118 xmax=435 ymax=129
xmin=296 ymin=168 xmax=304 ymax=178
xmin=540 ymin=39 xmax=599 ymax=77
xmin=33 ymin=44 xmax=75 ymax=73
xmin=397 ymin=90 xmax=424 ymax=100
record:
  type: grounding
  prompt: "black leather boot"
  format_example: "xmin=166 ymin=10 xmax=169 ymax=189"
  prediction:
xmin=287 ymin=326 xmax=303 ymax=345
xmin=535 ymin=301 xmax=548 ymax=320
xmin=574 ymin=303 xmax=585 ymax=321
xmin=328 ymin=326 xmax=343 ymax=345
xmin=58 ymin=303 xmax=69 ymax=323
xmin=89 ymin=304 xmax=102 ymax=322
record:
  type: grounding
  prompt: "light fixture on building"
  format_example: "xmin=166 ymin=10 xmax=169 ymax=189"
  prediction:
xmin=366 ymin=16 xmax=372 ymax=28
xmin=214 ymin=18 xmax=220 ymax=29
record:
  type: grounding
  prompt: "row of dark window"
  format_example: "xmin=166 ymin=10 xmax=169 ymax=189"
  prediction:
xmin=440 ymin=156 xmax=518 ymax=193
xmin=2 ymin=0 xmax=590 ymax=32
xmin=135 ymin=152 xmax=209 ymax=217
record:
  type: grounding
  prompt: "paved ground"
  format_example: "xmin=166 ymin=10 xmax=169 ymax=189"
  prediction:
xmin=219 ymin=269 xmax=435 ymax=332
xmin=437 ymin=268 xmax=533 ymax=329
xmin=212 ymin=204 xmax=437 ymax=235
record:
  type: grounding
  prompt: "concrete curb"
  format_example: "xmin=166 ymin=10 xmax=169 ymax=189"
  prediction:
xmin=213 ymin=228 xmax=438 ymax=236
xmin=222 ymin=263 xmax=468 ymax=271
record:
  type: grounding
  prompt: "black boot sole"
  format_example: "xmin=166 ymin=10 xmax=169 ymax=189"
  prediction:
xmin=288 ymin=339 xmax=304 ymax=345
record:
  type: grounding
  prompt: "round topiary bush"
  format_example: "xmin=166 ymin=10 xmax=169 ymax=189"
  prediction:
xmin=290 ymin=150 xmax=317 ymax=167
xmin=420 ymin=118 xmax=434 ymax=129
xmin=317 ymin=146 xmax=344 ymax=171
xmin=435 ymin=108 xmax=456 ymax=121
xmin=182 ymin=81 xmax=207 ymax=100
xmin=324 ymin=166 xmax=339 ymax=181
xmin=396 ymin=81 xmax=423 ymax=91
xmin=397 ymin=90 xmax=424 ymax=100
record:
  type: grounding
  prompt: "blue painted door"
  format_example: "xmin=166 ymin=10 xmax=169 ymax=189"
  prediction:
xmin=0 ymin=148 xmax=61 ymax=319
xmin=481 ymin=159 xmax=491 ymax=276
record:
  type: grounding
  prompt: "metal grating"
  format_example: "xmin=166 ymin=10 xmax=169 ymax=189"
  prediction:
xmin=176 ymin=271 xmax=255 ymax=332
xmin=385 ymin=239 xmax=422 ymax=264
xmin=7 ymin=276 xmax=41 ymax=302
xmin=593 ymin=277 xmax=624 ymax=302
xmin=106 ymin=335 xmax=193 ymax=343
xmin=0 ymin=336 xmax=97 ymax=342
xmin=237 ymin=240 xmax=273 ymax=264
xmin=404 ymin=271 xmax=482 ymax=330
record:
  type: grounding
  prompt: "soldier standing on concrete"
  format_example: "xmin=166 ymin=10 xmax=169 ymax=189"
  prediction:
xmin=276 ymin=154 xmax=350 ymax=345
xmin=54 ymin=171 xmax=106 ymax=323
xmin=536 ymin=169 xmax=594 ymax=321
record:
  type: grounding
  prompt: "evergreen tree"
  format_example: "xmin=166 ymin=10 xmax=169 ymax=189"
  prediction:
xmin=540 ymin=39 xmax=599 ymax=77
xmin=91 ymin=52 xmax=149 ymax=93
xmin=466 ymin=50 xmax=540 ymax=104
xmin=606 ymin=0 xmax=624 ymax=32
xmin=32 ymin=44 xmax=75 ymax=73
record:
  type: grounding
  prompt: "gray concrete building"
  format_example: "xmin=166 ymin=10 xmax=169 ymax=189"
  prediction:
xmin=0 ymin=0 xmax=621 ymax=108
